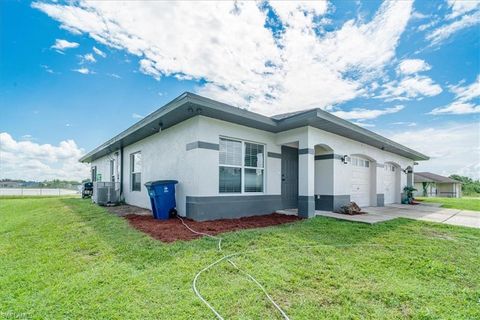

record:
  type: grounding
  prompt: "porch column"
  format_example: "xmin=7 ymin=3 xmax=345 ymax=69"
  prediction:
xmin=298 ymin=144 xmax=315 ymax=218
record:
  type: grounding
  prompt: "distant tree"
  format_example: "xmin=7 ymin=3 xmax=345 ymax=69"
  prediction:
xmin=449 ymin=174 xmax=480 ymax=196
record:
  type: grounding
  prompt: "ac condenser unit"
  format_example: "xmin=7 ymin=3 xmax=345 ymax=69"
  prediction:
xmin=93 ymin=182 xmax=119 ymax=206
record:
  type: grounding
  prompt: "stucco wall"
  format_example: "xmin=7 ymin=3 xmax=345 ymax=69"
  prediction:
xmin=275 ymin=126 xmax=414 ymax=200
xmin=92 ymin=117 xmax=200 ymax=215
xmin=90 ymin=151 xmax=120 ymax=183
xmin=90 ymin=116 xmax=419 ymax=218
xmin=192 ymin=116 xmax=281 ymax=196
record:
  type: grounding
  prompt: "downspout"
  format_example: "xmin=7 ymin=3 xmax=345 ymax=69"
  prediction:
xmin=120 ymin=146 xmax=124 ymax=200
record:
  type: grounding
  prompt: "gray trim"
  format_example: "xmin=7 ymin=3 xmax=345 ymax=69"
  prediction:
xmin=376 ymin=163 xmax=385 ymax=168
xmin=186 ymin=141 xmax=219 ymax=151
xmin=80 ymin=92 xmax=429 ymax=163
xmin=267 ymin=152 xmax=282 ymax=159
xmin=298 ymin=195 xmax=315 ymax=218
xmin=186 ymin=195 xmax=284 ymax=221
xmin=315 ymin=195 xmax=350 ymax=212
xmin=298 ymin=148 xmax=314 ymax=155
xmin=376 ymin=194 xmax=385 ymax=207
xmin=314 ymin=154 xmax=342 ymax=161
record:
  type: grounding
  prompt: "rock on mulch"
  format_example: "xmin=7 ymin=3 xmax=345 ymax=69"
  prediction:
xmin=124 ymin=213 xmax=302 ymax=243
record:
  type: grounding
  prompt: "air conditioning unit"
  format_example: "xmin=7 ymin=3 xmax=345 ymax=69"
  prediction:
xmin=93 ymin=182 xmax=120 ymax=206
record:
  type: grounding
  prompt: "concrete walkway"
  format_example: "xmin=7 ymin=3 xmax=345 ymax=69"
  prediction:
xmin=314 ymin=204 xmax=479 ymax=228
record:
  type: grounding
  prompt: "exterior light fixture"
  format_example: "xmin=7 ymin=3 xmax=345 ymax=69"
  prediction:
xmin=341 ymin=155 xmax=350 ymax=164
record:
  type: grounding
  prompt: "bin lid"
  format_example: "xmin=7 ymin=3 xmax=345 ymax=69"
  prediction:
xmin=144 ymin=180 xmax=178 ymax=187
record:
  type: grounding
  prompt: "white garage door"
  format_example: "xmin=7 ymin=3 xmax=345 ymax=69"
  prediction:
xmin=384 ymin=164 xmax=398 ymax=204
xmin=350 ymin=157 xmax=371 ymax=207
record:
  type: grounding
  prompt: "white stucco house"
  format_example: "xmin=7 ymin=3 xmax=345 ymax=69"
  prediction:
xmin=80 ymin=92 xmax=429 ymax=220
xmin=413 ymin=172 xmax=462 ymax=198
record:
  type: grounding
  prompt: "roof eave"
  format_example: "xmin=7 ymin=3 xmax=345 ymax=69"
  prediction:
xmin=79 ymin=93 xmax=429 ymax=163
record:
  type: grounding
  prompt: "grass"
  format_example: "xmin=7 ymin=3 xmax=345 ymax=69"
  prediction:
xmin=1 ymin=197 xmax=479 ymax=319
xmin=416 ymin=196 xmax=480 ymax=211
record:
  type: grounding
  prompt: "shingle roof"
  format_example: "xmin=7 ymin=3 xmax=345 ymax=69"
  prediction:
xmin=414 ymin=172 xmax=460 ymax=184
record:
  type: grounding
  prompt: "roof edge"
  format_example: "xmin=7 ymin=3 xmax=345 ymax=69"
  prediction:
xmin=79 ymin=92 xmax=429 ymax=163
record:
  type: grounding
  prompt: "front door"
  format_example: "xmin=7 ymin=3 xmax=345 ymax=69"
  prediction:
xmin=281 ymin=146 xmax=298 ymax=209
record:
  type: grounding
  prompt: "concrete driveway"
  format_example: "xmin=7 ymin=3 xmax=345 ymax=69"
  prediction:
xmin=315 ymin=203 xmax=480 ymax=229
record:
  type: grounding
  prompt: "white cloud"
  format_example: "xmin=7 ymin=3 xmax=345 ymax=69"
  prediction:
xmin=429 ymin=76 xmax=480 ymax=115
xmin=392 ymin=121 xmax=417 ymax=127
xmin=93 ymin=46 xmax=106 ymax=57
xmin=107 ymin=73 xmax=121 ymax=79
xmin=0 ymin=132 xmax=89 ymax=181
xmin=447 ymin=0 xmax=480 ymax=19
xmin=21 ymin=134 xmax=35 ymax=141
xmin=386 ymin=122 xmax=480 ymax=179
xmin=32 ymin=0 xmax=413 ymax=115
xmin=139 ymin=59 xmax=161 ymax=80
xmin=269 ymin=1 xmax=329 ymax=29
xmin=332 ymin=104 xmax=404 ymax=120
xmin=429 ymin=102 xmax=479 ymax=115
xmin=132 ymin=113 xmax=144 ymax=119
xmin=417 ymin=19 xmax=438 ymax=32
xmin=397 ymin=59 xmax=431 ymax=75
xmin=40 ymin=64 xmax=54 ymax=74
xmin=449 ymin=76 xmax=480 ymax=102
xmin=379 ymin=75 xmax=442 ymax=100
xmin=51 ymin=38 xmax=79 ymax=51
xmin=83 ymin=53 xmax=96 ymax=63
xmin=73 ymin=67 xmax=92 ymax=74
xmin=426 ymin=10 xmax=480 ymax=45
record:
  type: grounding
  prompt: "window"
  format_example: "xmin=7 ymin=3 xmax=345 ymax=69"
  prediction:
xmin=91 ymin=166 xmax=97 ymax=182
xmin=130 ymin=152 xmax=142 ymax=191
xmin=351 ymin=157 xmax=369 ymax=168
xmin=385 ymin=164 xmax=395 ymax=171
xmin=110 ymin=159 xmax=116 ymax=182
xmin=219 ymin=138 xmax=264 ymax=193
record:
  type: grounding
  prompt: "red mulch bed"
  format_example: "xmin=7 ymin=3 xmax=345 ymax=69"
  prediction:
xmin=124 ymin=213 xmax=302 ymax=243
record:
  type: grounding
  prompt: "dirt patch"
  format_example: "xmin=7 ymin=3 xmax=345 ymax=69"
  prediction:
xmin=106 ymin=204 xmax=151 ymax=217
xmin=124 ymin=213 xmax=302 ymax=243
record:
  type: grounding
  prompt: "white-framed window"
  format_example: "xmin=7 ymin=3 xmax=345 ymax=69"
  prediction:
xmin=351 ymin=156 xmax=369 ymax=168
xmin=219 ymin=137 xmax=265 ymax=193
xmin=110 ymin=159 xmax=116 ymax=182
xmin=385 ymin=164 xmax=395 ymax=172
xmin=91 ymin=166 xmax=97 ymax=182
xmin=130 ymin=152 xmax=142 ymax=191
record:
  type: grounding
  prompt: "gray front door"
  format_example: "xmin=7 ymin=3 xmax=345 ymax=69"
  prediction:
xmin=281 ymin=146 xmax=298 ymax=209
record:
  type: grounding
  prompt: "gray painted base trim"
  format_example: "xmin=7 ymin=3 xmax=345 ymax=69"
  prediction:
xmin=186 ymin=141 xmax=219 ymax=151
xmin=315 ymin=195 xmax=350 ymax=212
xmin=298 ymin=148 xmax=314 ymax=155
xmin=376 ymin=193 xmax=385 ymax=207
xmin=186 ymin=195 xmax=283 ymax=221
xmin=298 ymin=195 xmax=315 ymax=218
xmin=267 ymin=152 xmax=282 ymax=159
xmin=314 ymin=154 xmax=342 ymax=161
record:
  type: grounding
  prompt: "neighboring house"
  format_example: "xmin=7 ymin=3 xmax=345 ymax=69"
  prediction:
xmin=414 ymin=172 xmax=462 ymax=198
xmin=80 ymin=92 xmax=429 ymax=221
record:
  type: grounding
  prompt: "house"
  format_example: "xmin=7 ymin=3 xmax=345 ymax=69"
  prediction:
xmin=79 ymin=92 xmax=429 ymax=221
xmin=414 ymin=172 xmax=462 ymax=198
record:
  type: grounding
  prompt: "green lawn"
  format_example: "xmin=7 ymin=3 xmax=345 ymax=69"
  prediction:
xmin=1 ymin=198 xmax=479 ymax=319
xmin=416 ymin=196 xmax=480 ymax=211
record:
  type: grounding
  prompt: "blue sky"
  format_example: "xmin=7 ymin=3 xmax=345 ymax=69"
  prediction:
xmin=0 ymin=0 xmax=479 ymax=181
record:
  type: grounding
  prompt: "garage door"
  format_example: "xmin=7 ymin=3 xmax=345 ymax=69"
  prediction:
xmin=350 ymin=157 xmax=371 ymax=207
xmin=384 ymin=164 xmax=398 ymax=204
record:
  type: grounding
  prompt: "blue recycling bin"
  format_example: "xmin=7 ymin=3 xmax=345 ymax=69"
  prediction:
xmin=144 ymin=180 xmax=178 ymax=220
